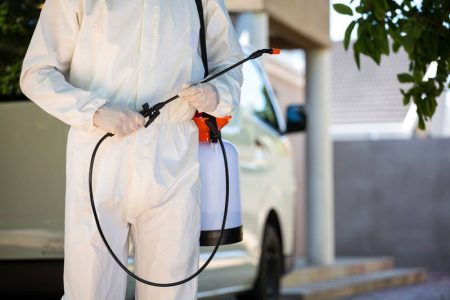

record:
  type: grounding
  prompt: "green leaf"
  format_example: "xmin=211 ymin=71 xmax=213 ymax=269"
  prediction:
xmin=380 ymin=31 xmax=390 ymax=55
xmin=357 ymin=33 xmax=370 ymax=54
xmin=410 ymin=22 xmax=424 ymax=39
xmin=355 ymin=6 xmax=365 ymax=14
xmin=412 ymin=70 xmax=424 ymax=82
xmin=401 ymin=34 xmax=414 ymax=53
xmin=421 ymin=97 xmax=431 ymax=116
xmin=401 ymin=89 xmax=412 ymax=105
xmin=374 ymin=8 xmax=385 ymax=21
xmin=392 ymin=40 xmax=401 ymax=53
xmin=426 ymin=97 xmax=437 ymax=117
xmin=353 ymin=46 xmax=361 ymax=69
xmin=373 ymin=51 xmax=382 ymax=65
xmin=333 ymin=3 xmax=353 ymax=16
xmin=398 ymin=73 xmax=414 ymax=83
xmin=381 ymin=0 xmax=390 ymax=10
xmin=344 ymin=21 xmax=356 ymax=50
xmin=402 ymin=94 xmax=411 ymax=105
xmin=417 ymin=112 xmax=426 ymax=130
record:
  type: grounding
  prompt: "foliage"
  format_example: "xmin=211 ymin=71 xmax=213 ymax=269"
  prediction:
xmin=0 ymin=0 xmax=44 ymax=99
xmin=333 ymin=0 xmax=450 ymax=129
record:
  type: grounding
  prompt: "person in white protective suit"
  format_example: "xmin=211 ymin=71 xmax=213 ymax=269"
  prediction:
xmin=19 ymin=0 xmax=244 ymax=299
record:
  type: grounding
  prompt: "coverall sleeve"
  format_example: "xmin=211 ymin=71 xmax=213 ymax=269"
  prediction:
xmin=204 ymin=0 xmax=245 ymax=117
xmin=19 ymin=0 xmax=107 ymax=133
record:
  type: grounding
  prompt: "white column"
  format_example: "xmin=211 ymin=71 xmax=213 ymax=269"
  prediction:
xmin=234 ymin=12 xmax=269 ymax=49
xmin=305 ymin=47 xmax=335 ymax=265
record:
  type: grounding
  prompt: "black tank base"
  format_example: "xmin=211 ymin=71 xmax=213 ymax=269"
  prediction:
xmin=200 ymin=225 xmax=243 ymax=246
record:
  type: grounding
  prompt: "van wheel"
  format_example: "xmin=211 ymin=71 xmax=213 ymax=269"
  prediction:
xmin=237 ymin=224 xmax=282 ymax=300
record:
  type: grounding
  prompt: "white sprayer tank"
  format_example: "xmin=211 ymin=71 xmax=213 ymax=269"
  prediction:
xmin=198 ymin=140 xmax=243 ymax=246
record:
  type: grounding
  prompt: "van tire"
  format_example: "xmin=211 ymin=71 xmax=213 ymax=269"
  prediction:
xmin=237 ymin=224 xmax=282 ymax=300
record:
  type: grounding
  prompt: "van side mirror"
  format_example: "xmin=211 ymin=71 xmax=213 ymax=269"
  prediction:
xmin=285 ymin=104 xmax=307 ymax=133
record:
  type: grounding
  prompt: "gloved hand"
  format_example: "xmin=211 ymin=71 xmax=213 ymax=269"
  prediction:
xmin=178 ymin=82 xmax=219 ymax=113
xmin=93 ymin=104 xmax=145 ymax=136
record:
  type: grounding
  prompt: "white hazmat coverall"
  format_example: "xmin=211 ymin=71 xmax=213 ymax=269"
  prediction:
xmin=19 ymin=0 xmax=244 ymax=299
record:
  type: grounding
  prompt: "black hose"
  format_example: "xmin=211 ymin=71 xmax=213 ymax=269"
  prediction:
xmin=88 ymin=119 xmax=229 ymax=287
xmin=87 ymin=48 xmax=278 ymax=286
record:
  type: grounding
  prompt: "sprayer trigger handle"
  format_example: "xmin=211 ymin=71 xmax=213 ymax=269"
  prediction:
xmin=140 ymin=103 xmax=150 ymax=117
xmin=144 ymin=110 xmax=160 ymax=128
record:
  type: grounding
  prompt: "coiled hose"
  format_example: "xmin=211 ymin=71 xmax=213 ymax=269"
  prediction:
xmin=88 ymin=119 xmax=229 ymax=287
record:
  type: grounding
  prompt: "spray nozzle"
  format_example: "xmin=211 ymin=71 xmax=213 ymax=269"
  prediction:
xmin=271 ymin=48 xmax=281 ymax=54
xmin=248 ymin=48 xmax=281 ymax=59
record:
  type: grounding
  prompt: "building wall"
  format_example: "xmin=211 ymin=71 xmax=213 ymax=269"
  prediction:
xmin=334 ymin=138 xmax=450 ymax=272
xmin=226 ymin=0 xmax=330 ymax=48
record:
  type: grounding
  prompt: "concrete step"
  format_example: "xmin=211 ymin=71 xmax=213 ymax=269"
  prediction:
xmin=281 ymin=268 xmax=427 ymax=300
xmin=282 ymin=257 xmax=394 ymax=287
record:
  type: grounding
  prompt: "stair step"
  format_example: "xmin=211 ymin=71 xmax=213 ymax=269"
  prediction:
xmin=281 ymin=268 xmax=427 ymax=300
xmin=282 ymin=257 xmax=394 ymax=287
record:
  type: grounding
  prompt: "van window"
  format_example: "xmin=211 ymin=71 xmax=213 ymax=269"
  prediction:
xmin=241 ymin=61 xmax=279 ymax=131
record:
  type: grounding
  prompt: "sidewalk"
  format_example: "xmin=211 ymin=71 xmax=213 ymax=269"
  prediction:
xmin=208 ymin=273 xmax=450 ymax=300
xmin=343 ymin=273 xmax=450 ymax=300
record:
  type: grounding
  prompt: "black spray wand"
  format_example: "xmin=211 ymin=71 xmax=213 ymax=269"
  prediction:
xmin=139 ymin=48 xmax=280 ymax=127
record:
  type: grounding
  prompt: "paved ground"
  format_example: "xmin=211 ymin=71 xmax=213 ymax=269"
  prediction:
xmin=343 ymin=273 xmax=450 ymax=300
xmin=4 ymin=272 xmax=450 ymax=299
xmin=205 ymin=273 xmax=450 ymax=300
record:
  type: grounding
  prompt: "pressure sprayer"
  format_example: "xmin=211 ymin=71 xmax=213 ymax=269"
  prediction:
xmin=89 ymin=48 xmax=281 ymax=287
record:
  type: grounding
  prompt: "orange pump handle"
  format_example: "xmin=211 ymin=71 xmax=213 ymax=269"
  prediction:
xmin=193 ymin=112 xmax=231 ymax=142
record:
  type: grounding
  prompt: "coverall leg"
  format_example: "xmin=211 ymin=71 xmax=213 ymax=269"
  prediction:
xmin=62 ymin=127 xmax=132 ymax=300
xmin=63 ymin=119 xmax=201 ymax=300
xmin=129 ymin=120 xmax=201 ymax=299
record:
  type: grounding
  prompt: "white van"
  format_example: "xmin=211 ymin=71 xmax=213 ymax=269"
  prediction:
xmin=0 ymin=49 xmax=306 ymax=299
xmin=197 ymin=50 xmax=305 ymax=299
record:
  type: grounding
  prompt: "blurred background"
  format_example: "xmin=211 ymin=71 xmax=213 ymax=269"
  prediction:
xmin=0 ymin=0 xmax=449 ymax=299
